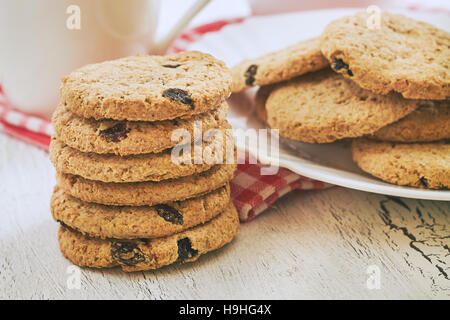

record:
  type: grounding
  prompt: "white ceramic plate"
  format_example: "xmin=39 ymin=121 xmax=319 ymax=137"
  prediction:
xmin=186 ymin=8 xmax=450 ymax=201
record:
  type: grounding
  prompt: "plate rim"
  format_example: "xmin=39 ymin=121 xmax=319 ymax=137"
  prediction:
xmin=242 ymin=141 xmax=450 ymax=201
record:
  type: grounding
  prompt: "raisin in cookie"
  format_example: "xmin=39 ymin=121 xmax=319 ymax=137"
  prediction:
xmin=56 ymin=164 xmax=237 ymax=206
xmin=231 ymin=37 xmax=328 ymax=92
xmin=51 ymin=185 xmax=230 ymax=239
xmin=352 ymin=138 xmax=450 ymax=189
xmin=52 ymin=102 xmax=228 ymax=156
xmin=50 ymin=124 xmax=234 ymax=183
xmin=60 ymin=51 xmax=232 ymax=121
xmin=57 ymin=201 xmax=239 ymax=272
xmin=320 ymin=12 xmax=450 ymax=100
xmin=371 ymin=100 xmax=450 ymax=142
xmin=265 ymin=68 xmax=419 ymax=143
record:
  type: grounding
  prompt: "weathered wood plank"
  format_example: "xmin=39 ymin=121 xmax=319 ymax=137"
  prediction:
xmin=0 ymin=134 xmax=448 ymax=299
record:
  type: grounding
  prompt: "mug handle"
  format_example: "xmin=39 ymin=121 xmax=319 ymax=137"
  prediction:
xmin=152 ymin=0 xmax=211 ymax=54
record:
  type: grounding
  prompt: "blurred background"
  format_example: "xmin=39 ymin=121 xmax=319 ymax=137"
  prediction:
xmin=0 ymin=0 xmax=448 ymax=120
xmin=162 ymin=0 xmax=449 ymax=34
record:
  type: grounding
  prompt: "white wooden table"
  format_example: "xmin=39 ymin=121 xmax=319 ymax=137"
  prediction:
xmin=1 ymin=133 xmax=449 ymax=300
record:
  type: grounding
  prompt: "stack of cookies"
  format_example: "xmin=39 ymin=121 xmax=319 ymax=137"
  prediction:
xmin=50 ymin=51 xmax=239 ymax=272
xmin=232 ymin=12 xmax=449 ymax=190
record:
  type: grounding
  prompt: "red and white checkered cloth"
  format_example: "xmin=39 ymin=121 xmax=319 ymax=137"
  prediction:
xmin=0 ymin=95 xmax=53 ymax=150
xmin=0 ymin=17 xmax=334 ymax=222
xmin=231 ymin=152 xmax=329 ymax=221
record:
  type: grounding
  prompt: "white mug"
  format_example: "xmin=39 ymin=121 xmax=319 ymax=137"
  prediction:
xmin=0 ymin=0 xmax=210 ymax=119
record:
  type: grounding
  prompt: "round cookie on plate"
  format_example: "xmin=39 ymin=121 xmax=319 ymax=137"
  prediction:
xmin=52 ymin=102 xmax=228 ymax=156
xmin=263 ymin=68 xmax=420 ymax=143
xmin=56 ymin=164 xmax=237 ymax=206
xmin=231 ymin=37 xmax=329 ymax=92
xmin=352 ymin=138 xmax=450 ymax=189
xmin=320 ymin=12 xmax=450 ymax=100
xmin=51 ymin=185 xmax=230 ymax=239
xmin=370 ymin=100 xmax=450 ymax=142
xmin=60 ymin=51 xmax=233 ymax=121
xmin=57 ymin=202 xmax=239 ymax=272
